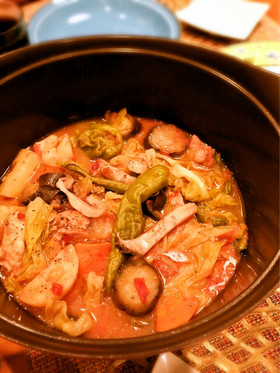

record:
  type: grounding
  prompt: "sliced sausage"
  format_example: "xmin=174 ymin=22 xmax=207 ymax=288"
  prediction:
xmin=148 ymin=124 xmax=189 ymax=154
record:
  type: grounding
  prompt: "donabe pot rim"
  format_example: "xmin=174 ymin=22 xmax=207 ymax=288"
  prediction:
xmin=0 ymin=36 xmax=279 ymax=359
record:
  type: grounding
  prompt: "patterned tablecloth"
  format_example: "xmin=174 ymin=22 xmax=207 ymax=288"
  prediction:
xmin=24 ymin=287 xmax=280 ymax=372
xmin=2 ymin=0 xmax=280 ymax=372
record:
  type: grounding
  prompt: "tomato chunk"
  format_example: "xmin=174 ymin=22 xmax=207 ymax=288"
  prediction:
xmin=75 ymin=242 xmax=111 ymax=277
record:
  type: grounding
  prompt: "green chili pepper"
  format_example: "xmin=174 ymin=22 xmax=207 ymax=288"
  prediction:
xmin=105 ymin=165 xmax=169 ymax=292
xmin=196 ymin=204 xmax=228 ymax=226
xmin=63 ymin=162 xmax=128 ymax=194
xmin=77 ymin=123 xmax=123 ymax=159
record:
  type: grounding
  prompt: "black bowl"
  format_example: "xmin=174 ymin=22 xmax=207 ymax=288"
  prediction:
xmin=0 ymin=36 xmax=279 ymax=359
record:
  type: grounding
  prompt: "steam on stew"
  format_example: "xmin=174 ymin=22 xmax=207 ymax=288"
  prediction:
xmin=0 ymin=109 xmax=248 ymax=338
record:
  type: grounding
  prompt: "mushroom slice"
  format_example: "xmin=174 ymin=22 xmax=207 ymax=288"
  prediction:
xmin=18 ymin=244 xmax=79 ymax=308
xmin=117 ymin=203 xmax=197 ymax=256
xmin=56 ymin=177 xmax=106 ymax=218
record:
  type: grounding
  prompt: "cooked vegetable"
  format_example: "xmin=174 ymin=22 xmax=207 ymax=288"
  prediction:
xmin=0 ymin=109 xmax=248 ymax=338
xmin=235 ymin=231 xmax=248 ymax=252
xmin=39 ymin=172 xmax=66 ymax=188
xmin=146 ymin=189 xmax=166 ymax=220
xmin=0 ymin=149 xmax=40 ymax=198
xmin=105 ymin=108 xmax=142 ymax=138
xmin=18 ymin=244 xmax=79 ymax=308
xmin=17 ymin=197 xmax=52 ymax=282
xmin=113 ymin=258 xmax=162 ymax=316
xmin=171 ymin=164 xmax=209 ymax=202
xmin=56 ymin=177 xmax=106 ymax=218
xmin=206 ymin=192 xmax=237 ymax=210
xmin=105 ymin=165 xmax=169 ymax=292
xmin=223 ymin=180 xmax=232 ymax=195
xmin=196 ymin=205 xmax=229 ymax=227
xmin=148 ymin=124 xmax=189 ymax=154
xmin=118 ymin=203 xmax=197 ymax=256
xmin=76 ymin=123 xmax=123 ymax=159
xmin=64 ymin=161 xmax=129 ymax=194
xmin=156 ymin=290 xmax=199 ymax=332
xmin=22 ymin=173 xmax=65 ymax=205
xmin=45 ymin=299 xmax=93 ymax=337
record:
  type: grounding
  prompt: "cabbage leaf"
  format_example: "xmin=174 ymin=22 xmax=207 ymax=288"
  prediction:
xmin=45 ymin=299 xmax=93 ymax=337
xmin=170 ymin=164 xmax=209 ymax=202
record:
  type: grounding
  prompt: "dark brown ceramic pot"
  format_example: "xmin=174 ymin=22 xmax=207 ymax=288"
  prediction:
xmin=0 ymin=37 xmax=279 ymax=359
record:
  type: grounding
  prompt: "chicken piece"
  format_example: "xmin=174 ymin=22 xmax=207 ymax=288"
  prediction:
xmin=50 ymin=210 xmax=91 ymax=241
xmin=188 ymin=135 xmax=215 ymax=167
xmin=117 ymin=203 xmax=197 ymax=256
xmin=0 ymin=211 xmax=25 ymax=273
xmin=113 ymin=258 xmax=162 ymax=316
xmin=127 ymin=149 xmax=156 ymax=174
xmin=148 ymin=124 xmax=189 ymax=154
xmin=18 ymin=244 xmax=79 ymax=308
xmin=34 ymin=134 xmax=74 ymax=167
xmin=90 ymin=159 xmax=135 ymax=184
xmin=0 ymin=205 xmax=26 ymax=226
xmin=56 ymin=177 xmax=106 ymax=218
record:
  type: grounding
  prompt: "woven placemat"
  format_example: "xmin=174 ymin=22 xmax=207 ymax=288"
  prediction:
xmin=179 ymin=288 xmax=280 ymax=373
xmin=26 ymin=287 xmax=280 ymax=373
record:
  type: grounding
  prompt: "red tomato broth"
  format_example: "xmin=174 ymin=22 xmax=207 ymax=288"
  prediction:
xmin=0 ymin=110 xmax=248 ymax=339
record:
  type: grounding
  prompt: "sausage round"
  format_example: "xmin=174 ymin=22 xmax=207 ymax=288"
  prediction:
xmin=148 ymin=124 xmax=189 ymax=154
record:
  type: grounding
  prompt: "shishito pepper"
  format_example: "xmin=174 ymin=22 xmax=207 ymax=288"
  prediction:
xmin=77 ymin=123 xmax=123 ymax=159
xmin=105 ymin=165 xmax=169 ymax=292
xmin=63 ymin=162 xmax=128 ymax=194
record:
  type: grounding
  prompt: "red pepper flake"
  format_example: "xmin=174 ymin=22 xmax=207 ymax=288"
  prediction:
xmin=17 ymin=213 xmax=25 ymax=221
xmin=51 ymin=283 xmax=63 ymax=296
xmin=134 ymin=278 xmax=150 ymax=304
xmin=90 ymin=159 xmax=100 ymax=174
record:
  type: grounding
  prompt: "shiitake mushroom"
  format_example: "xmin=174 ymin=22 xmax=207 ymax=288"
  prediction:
xmin=146 ymin=189 xmax=166 ymax=220
xmin=21 ymin=173 xmax=65 ymax=205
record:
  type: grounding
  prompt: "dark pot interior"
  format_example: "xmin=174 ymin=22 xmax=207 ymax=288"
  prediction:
xmin=0 ymin=37 xmax=279 ymax=359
